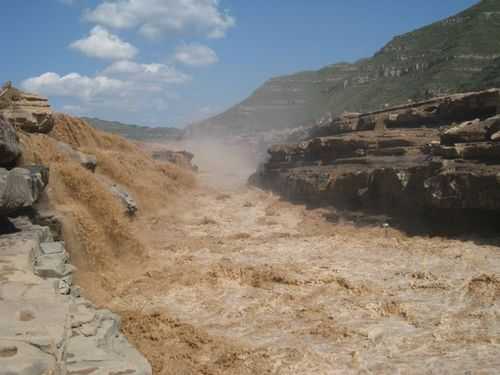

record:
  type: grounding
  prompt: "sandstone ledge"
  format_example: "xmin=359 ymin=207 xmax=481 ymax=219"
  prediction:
xmin=251 ymin=89 xmax=500 ymax=233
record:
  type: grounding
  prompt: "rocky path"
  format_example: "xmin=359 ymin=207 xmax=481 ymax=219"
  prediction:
xmin=103 ymin=177 xmax=500 ymax=374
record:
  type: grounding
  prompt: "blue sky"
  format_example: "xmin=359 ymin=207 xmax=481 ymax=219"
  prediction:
xmin=1 ymin=0 xmax=478 ymax=127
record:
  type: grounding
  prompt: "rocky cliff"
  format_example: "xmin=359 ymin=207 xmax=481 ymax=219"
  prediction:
xmin=251 ymin=88 xmax=500 ymax=233
xmin=191 ymin=0 xmax=500 ymax=137
xmin=0 ymin=85 xmax=197 ymax=373
xmin=0 ymin=82 xmax=54 ymax=134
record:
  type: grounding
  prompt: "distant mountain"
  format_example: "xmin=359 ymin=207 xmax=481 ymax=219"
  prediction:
xmin=82 ymin=117 xmax=183 ymax=141
xmin=190 ymin=0 xmax=500 ymax=137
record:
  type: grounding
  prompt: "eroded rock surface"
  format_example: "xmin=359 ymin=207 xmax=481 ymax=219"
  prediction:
xmin=0 ymin=167 xmax=49 ymax=216
xmin=0 ymin=116 xmax=21 ymax=167
xmin=109 ymin=183 xmax=138 ymax=216
xmin=0 ymin=217 xmax=152 ymax=374
xmin=0 ymin=83 xmax=54 ymax=134
xmin=308 ymin=89 xmax=500 ymax=139
xmin=251 ymin=89 xmax=500 ymax=232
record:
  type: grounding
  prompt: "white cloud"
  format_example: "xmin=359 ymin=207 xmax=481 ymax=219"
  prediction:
xmin=103 ymin=60 xmax=191 ymax=83
xmin=85 ymin=0 xmax=235 ymax=39
xmin=70 ymin=26 xmax=138 ymax=60
xmin=174 ymin=43 xmax=218 ymax=66
xmin=21 ymin=58 xmax=191 ymax=120
xmin=21 ymin=72 xmax=127 ymax=100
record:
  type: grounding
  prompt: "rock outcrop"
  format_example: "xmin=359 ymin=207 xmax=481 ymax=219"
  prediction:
xmin=109 ymin=183 xmax=138 ymax=216
xmin=251 ymin=89 xmax=500 ymax=233
xmin=0 ymin=82 xmax=54 ymax=134
xmin=0 ymin=166 xmax=48 ymax=216
xmin=0 ymin=217 xmax=152 ymax=374
xmin=307 ymin=89 xmax=500 ymax=139
xmin=0 ymin=84 xmax=152 ymax=373
xmin=0 ymin=116 xmax=21 ymax=167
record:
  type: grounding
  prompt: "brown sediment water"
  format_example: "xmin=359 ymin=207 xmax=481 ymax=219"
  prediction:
xmin=100 ymin=171 xmax=500 ymax=374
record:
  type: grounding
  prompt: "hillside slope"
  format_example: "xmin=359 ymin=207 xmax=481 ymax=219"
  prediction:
xmin=82 ymin=117 xmax=183 ymax=142
xmin=190 ymin=0 xmax=500 ymax=136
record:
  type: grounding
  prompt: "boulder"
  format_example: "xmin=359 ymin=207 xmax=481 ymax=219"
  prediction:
xmin=56 ymin=142 xmax=97 ymax=172
xmin=0 ymin=116 xmax=21 ymax=167
xmin=109 ymin=184 xmax=138 ymax=216
xmin=0 ymin=166 xmax=49 ymax=216
xmin=0 ymin=84 xmax=54 ymax=134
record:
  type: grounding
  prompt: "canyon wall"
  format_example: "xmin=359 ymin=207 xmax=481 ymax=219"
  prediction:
xmin=251 ymin=89 xmax=500 ymax=233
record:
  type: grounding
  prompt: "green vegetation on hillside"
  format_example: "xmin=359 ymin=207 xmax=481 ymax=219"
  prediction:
xmin=191 ymin=0 xmax=500 ymax=136
xmin=82 ymin=117 xmax=183 ymax=141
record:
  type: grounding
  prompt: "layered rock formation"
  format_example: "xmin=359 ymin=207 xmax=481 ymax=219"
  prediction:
xmin=251 ymin=89 xmax=500 ymax=232
xmin=0 ymin=82 xmax=54 ymax=134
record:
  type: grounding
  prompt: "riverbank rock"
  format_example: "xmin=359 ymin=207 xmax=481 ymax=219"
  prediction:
xmin=56 ymin=141 xmax=97 ymax=172
xmin=109 ymin=183 xmax=138 ymax=216
xmin=0 ymin=166 xmax=49 ymax=216
xmin=251 ymin=89 xmax=500 ymax=233
xmin=0 ymin=83 xmax=54 ymax=134
xmin=0 ymin=116 xmax=21 ymax=167
xmin=0 ymin=217 xmax=152 ymax=374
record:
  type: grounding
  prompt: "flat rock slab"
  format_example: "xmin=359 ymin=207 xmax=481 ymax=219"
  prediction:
xmin=0 ymin=340 xmax=55 ymax=375
xmin=0 ymin=219 xmax=152 ymax=374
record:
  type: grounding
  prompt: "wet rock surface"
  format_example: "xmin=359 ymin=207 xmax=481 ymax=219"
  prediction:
xmin=56 ymin=141 xmax=97 ymax=172
xmin=109 ymin=183 xmax=138 ymax=216
xmin=251 ymin=89 xmax=500 ymax=233
xmin=0 ymin=217 xmax=152 ymax=374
